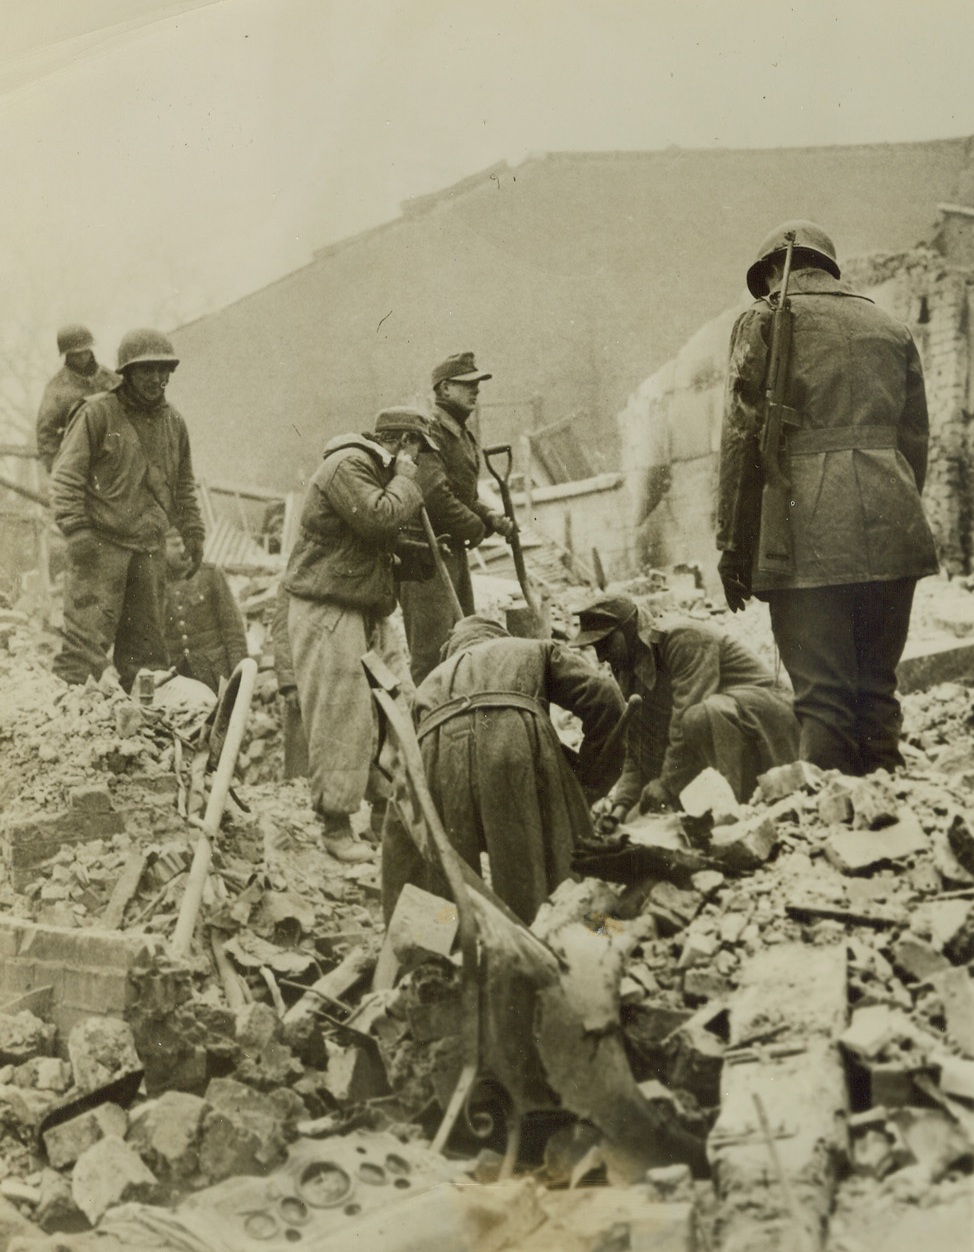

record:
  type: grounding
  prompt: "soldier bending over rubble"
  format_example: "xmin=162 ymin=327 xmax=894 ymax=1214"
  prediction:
xmin=382 ymin=613 xmax=625 ymax=924
xmin=573 ymin=596 xmax=799 ymax=828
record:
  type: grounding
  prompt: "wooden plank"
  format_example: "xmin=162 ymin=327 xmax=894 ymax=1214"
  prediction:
xmin=100 ymin=851 xmax=148 ymax=930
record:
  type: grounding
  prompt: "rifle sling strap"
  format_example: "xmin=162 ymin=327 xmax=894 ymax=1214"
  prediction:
xmin=788 ymin=425 xmax=899 ymax=456
xmin=417 ymin=690 xmax=548 ymax=741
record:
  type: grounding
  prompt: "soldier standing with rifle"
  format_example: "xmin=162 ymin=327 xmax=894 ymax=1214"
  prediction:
xmin=716 ymin=221 xmax=938 ymax=776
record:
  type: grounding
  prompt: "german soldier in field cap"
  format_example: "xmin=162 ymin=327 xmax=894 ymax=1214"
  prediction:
xmin=717 ymin=221 xmax=938 ymax=775
xmin=50 ymin=329 xmax=204 ymax=691
xmin=282 ymin=405 xmax=434 ymax=862
xmin=572 ymin=594 xmax=798 ymax=829
xmin=398 ymin=352 xmax=514 ymax=684
xmin=35 ymin=324 xmax=118 ymax=472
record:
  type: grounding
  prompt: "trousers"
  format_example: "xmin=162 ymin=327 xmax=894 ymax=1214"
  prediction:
xmin=54 ymin=531 xmax=167 ymax=691
xmin=288 ymin=597 xmax=412 ymax=816
xmin=767 ymin=579 xmax=916 ymax=776
xmin=398 ymin=548 xmax=475 ymax=685
xmin=682 ymin=686 xmax=799 ymax=802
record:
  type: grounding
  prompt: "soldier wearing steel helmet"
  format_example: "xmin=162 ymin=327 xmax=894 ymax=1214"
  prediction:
xmin=716 ymin=221 xmax=938 ymax=776
xmin=50 ymin=329 xmax=205 ymax=690
xmin=35 ymin=324 xmax=118 ymax=473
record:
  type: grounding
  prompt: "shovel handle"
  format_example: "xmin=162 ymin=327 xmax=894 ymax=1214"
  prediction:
xmin=419 ymin=506 xmax=464 ymax=624
xmin=482 ymin=443 xmax=513 ymax=491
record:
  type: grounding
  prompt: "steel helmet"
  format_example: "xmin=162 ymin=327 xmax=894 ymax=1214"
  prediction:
xmin=746 ymin=220 xmax=840 ymax=298
xmin=116 ymin=329 xmax=180 ymax=371
xmin=57 ymin=324 xmax=94 ymax=355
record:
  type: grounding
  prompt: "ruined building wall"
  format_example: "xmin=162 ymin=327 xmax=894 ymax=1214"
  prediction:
xmin=616 ymin=248 xmax=974 ymax=585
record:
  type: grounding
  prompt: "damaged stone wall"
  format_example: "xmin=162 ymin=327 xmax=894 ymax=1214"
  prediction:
xmin=617 ymin=241 xmax=974 ymax=585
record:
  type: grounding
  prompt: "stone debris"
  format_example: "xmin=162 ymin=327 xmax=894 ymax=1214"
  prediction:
xmin=0 ymin=580 xmax=972 ymax=1249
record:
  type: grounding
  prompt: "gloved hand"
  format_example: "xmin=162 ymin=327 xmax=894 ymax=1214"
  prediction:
xmin=718 ymin=550 xmax=751 ymax=613
xmin=183 ymin=537 xmax=204 ymax=579
xmin=486 ymin=510 xmax=516 ymax=540
xmin=639 ymin=778 xmax=672 ymax=814
xmin=590 ymin=796 xmax=629 ymax=834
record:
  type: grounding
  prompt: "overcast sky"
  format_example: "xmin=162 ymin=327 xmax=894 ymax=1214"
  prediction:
xmin=3 ymin=0 xmax=974 ymax=358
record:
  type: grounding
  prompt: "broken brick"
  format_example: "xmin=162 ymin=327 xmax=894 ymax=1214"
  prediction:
xmin=43 ymin=1102 xmax=128 ymax=1170
xmin=69 ymin=785 xmax=114 ymax=814
xmin=3 ymin=807 xmax=126 ymax=891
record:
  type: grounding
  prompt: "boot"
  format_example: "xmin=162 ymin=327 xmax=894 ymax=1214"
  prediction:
xmin=320 ymin=812 xmax=373 ymax=864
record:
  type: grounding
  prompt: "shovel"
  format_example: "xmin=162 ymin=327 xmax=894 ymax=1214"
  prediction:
xmin=482 ymin=443 xmax=545 ymax=631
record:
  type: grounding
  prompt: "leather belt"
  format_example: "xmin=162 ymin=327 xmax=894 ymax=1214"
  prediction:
xmin=416 ymin=690 xmax=548 ymax=741
xmin=788 ymin=425 xmax=898 ymax=455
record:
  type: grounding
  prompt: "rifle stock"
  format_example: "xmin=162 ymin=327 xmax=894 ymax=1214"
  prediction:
xmin=756 ymin=233 xmax=798 ymax=578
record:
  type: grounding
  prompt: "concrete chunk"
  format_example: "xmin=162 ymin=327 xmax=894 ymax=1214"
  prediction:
xmin=0 ymin=1010 xmax=56 ymax=1064
xmin=709 ymin=814 xmax=778 ymax=871
xmin=43 ymin=1102 xmax=127 ymax=1169
xmin=817 ymin=780 xmax=855 ymax=825
xmin=839 ymin=1005 xmax=903 ymax=1061
xmin=72 ymin=1135 xmax=158 ymax=1225
xmin=126 ymin=1091 xmax=209 ymax=1182
xmin=373 ymin=884 xmax=458 ymax=991
xmin=322 ymin=1041 xmax=390 ymax=1103
xmin=825 ymin=810 xmax=926 ymax=874
xmin=850 ymin=776 xmax=900 ymax=830
xmin=37 ymin=1167 xmax=89 ymax=1234
xmin=930 ymin=967 xmax=974 ymax=1058
xmin=68 ymin=1016 xmax=141 ymax=1093
xmin=756 ymin=760 xmax=820 ymax=803
xmin=892 ymin=935 xmax=951 ymax=981
xmin=198 ymin=1077 xmax=300 ymax=1183
xmin=679 ymin=768 xmax=740 ymax=823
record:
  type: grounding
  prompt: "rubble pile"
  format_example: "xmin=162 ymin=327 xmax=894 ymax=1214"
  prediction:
xmin=0 ymin=579 xmax=972 ymax=1249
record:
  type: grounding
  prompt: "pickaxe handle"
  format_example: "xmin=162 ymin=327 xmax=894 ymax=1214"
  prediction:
xmin=419 ymin=505 xmax=464 ymax=624
xmin=482 ymin=443 xmax=540 ymax=617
